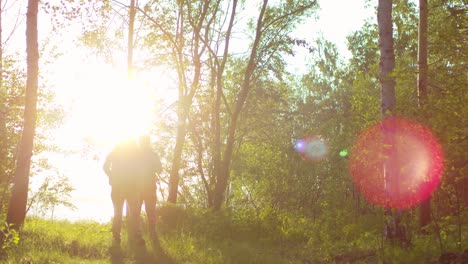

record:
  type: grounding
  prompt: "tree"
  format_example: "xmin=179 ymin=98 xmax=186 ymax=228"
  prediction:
xmin=211 ymin=0 xmax=269 ymax=210
xmin=103 ymin=0 xmax=317 ymax=207
xmin=211 ymin=0 xmax=318 ymax=210
xmin=377 ymin=0 xmax=407 ymax=242
xmin=26 ymin=174 xmax=76 ymax=219
xmin=0 ymin=0 xmax=24 ymax=216
xmin=378 ymin=0 xmax=396 ymax=117
xmin=165 ymin=0 xmax=210 ymax=204
xmin=127 ymin=0 xmax=136 ymax=77
xmin=417 ymin=0 xmax=431 ymax=229
xmin=6 ymin=0 xmax=39 ymax=229
xmin=0 ymin=0 xmax=6 ymax=215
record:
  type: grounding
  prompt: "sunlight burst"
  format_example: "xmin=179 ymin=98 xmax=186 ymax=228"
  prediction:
xmin=59 ymin=63 xmax=161 ymax=149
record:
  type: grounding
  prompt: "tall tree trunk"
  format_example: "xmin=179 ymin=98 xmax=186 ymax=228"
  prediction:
xmin=167 ymin=1 xmax=207 ymax=204
xmin=378 ymin=0 xmax=396 ymax=116
xmin=417 ymin=0 xmax=431 ymax=229
xmin=6 ymin=0 xmax=39 ymax=229
xmin=167 ymin=1 xmax=188 ymax=204
xmin=213 ymin=0 xmax=268 ymax=211
xmin=127 ymin=0 xmax=136 ymax=78
xmin=167 ymin=110 xmax=187 ymax=203
xmin=0 ymin=0 xmax=5 ymax=186
xmin=377 ymin=0 xmax=406 ymax=242
xmin=0 ymin=0 xmax=7 ymax=215
xmin=210 ymin=0 xmax=238 ymax=209
xmin=0 ymin=0 xmax=3 ymax=94
xmin=122 ymin=0 xmax=136 ymax=218
xmin=417 ymin=0 xmax=428 ymax=104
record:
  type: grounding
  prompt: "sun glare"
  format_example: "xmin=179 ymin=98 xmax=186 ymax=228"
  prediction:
xmin=56 ymin=62 xmax=170 ymax=150
xmin=76 ymin=71 xmax=152 ymax=146
xmin=47 ymin=60 xmax=177 ymax=221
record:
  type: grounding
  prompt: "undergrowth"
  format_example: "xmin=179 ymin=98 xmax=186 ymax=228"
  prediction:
xmin=1 ymin=205 xmax=466 ymax=263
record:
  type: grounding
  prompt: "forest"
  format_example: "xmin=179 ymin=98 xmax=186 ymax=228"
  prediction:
xmin=0 ymin=0 xmax=467 ymax=263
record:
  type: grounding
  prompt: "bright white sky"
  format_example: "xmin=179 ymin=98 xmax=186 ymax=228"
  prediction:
xmin=4 ymin=0 xmax=375 ymax=222
xmin=306 ymin=0 xmax=375 ymax=55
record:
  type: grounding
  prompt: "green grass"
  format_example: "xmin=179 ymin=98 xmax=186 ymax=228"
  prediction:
xmin=1 ymin=205 xmax=467 ymax=263
xmin=1 ymin=207 xmax=306 ymax=264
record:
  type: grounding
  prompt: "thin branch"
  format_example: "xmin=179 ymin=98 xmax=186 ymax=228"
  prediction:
xmin=2 ymin=0 xmax=24 ymax=48
xmin=261 ymin=1 xmax=317 ymax=33
xmin=187 ymin=116 xmax=212 ymax=203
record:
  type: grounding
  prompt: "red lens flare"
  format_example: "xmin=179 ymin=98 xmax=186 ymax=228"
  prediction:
xmin=349 ymin=117 xmax=444 ymax=209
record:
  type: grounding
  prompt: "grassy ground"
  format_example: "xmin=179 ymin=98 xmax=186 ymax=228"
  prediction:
xmin=2 ymin=207 xmax=306 ymax=264
xmin=1 ymin=205 xmax=467 ymax=263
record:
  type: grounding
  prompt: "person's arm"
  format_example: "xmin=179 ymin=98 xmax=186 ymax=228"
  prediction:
xmin=103 ymin=154 xmax=112 ymax=177
xmin=153 ymin=152 xmax=163 ymax=175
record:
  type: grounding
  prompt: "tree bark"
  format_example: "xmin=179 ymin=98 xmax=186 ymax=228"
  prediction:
xmin=167 ymin=2 xmax=186 ymax=204
xmin=418 ymin=0 xmax=431 ymax=229
xmin=167 ymin=1 xmax=207 ymax=204
xmin=0 ymin=0 xmax=6 ymax=189
xmin=127 ymin=0 xmax=136 ymax=78
xmin=6 ymin=0 xmax=39 ymax=229
xmin=378 ymin=0 xmax=395 ymax=116
xmin=417 ymin=0 xmax=428 ymax=104
xmin=213 ymin=0 xmax=268 ymax=211
xmin=210 ymin=0 xmax=238 ymax=209
xmin=167 ymin=109 xmax=186 ymax=203
xmin=377 ymin=0 xmax=406 ymax=243
xmin=0 ymin=0 xmax=7 ymax=215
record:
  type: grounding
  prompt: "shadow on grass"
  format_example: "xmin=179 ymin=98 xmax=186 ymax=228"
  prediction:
xmin=109 ymin=236 xmax=174 ymax=264
xmin=109 ymin=242 xmax=124 ymax=264
xmin=151 ymin=235 xmax=174 ymax=264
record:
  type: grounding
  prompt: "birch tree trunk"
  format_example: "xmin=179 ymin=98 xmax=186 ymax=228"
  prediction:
xmin=6 ymin=0 xmax=39 ymax=229
xmin=377 ymin=0 xmax=407 ymax=242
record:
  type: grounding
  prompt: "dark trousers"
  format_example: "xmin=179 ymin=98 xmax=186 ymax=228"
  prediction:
xmin=140 ymin=183 xmax=157 ymax=237
xmin=111 ymin=185 xmax=142 ymax=242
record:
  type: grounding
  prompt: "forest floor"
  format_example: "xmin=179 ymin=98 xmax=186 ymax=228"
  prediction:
xmin=1 ymin=206 xmax=467 ymax=263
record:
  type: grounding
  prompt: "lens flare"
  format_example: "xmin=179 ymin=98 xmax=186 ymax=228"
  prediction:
xmin=295 ymin=135 xmax=329 ymax=161
xmin=349 ymin=117 xmax=444 ymax=209
xmin=339 ymin=149 xmax=348 ymax=157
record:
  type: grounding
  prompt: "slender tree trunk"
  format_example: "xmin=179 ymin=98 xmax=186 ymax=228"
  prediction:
xmin=167 ymin=1 xmax=207 ymax=204
xmin=166 ymin=0 xmax=186 ymax=204
xmin=417 ymin=0 xmax=431 ymax=229
xmin=210 ymin=70 xmax=221 ymax=208
xmin=213 ymin=0 xmax=268 ymax=211
xmin=6 ymin=0 xmax=39 ymax=229
xmin=417 ymin=0 xmax=428 ymax=104
xmin=123 ymin=0 xmax=136 ymax=219
xmin=127 ymin=0 xmax=136 ymax=78
xmin=0 ymin=0 xmax=6 ymax=194
xmin=378 ymin=0 xmax=396 ymax=116
xmin=0 ymin=0 xmax=3 ymax=91
xmin=0 ymin=0 xmax=7 ymax=216
xmin=167 ymin=1 xmax=188 ymax=204
xmin=0 ymin=0 xmax=5 ymax=167
xmin=377 ymin=0 xmax=406 ymax=243
xmin=210 ymin=0 xmax=238 ymax=209
xmin=167 ymin=112 xmax=186 ymax=203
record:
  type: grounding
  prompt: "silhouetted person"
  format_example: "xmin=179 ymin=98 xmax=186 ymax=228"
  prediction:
xmin=103 ymin=138 xmax=144 ymax=244
xmin=137 ymin=134 xmax=163 ymax=240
